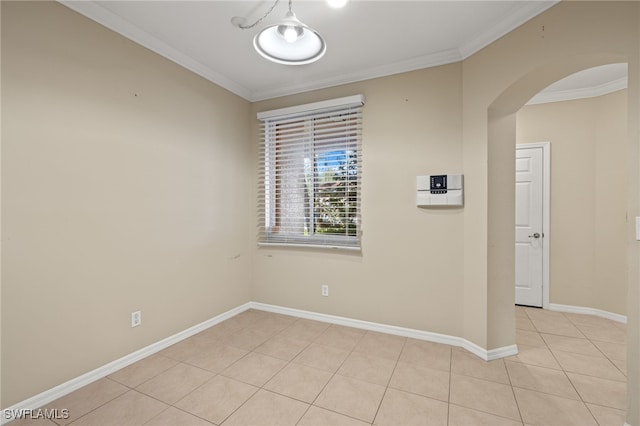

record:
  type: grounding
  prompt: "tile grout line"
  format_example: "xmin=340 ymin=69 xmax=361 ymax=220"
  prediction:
xmin=41 ymin=307 xmax=627 ymax=426
xmin=368 ymin=334 xmax=408 ymax=425
xmin=293 ymin=322 xmax=340 ymax=425
xmin=164 ymin=310 xmax=284 ymax=425
xmin=298 ymin=324 xmax=372 ymax=424
xmin=445 ymin=346 xmax=453 ymax=426
xmin=284 ymin=317 xmax=321 ymax=426
xmin=225 ymin=314 xmax=309 ymax=424
xmin=555 ymin=311 xmax=605 ymax=426
xmin=527 ymin=308 xmax=623 ymax=422
xmin=201 ymin=311 xmax=285 ymax=425
xmin=502 ymin=348 xmax=525 ymax=425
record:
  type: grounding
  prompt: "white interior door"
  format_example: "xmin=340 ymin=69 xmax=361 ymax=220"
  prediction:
xmin=515 ymin=146 xmax=544 ymax=307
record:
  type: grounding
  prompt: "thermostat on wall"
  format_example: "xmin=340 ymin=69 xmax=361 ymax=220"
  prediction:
xmin=416 ymin=174 xmax=463 ymax=207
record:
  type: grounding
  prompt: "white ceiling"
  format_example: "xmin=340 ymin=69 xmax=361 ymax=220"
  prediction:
xmin=60 ymin=1 xmax=627 ymax=103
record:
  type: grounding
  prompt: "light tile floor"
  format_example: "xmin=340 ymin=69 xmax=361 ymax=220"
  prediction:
xmin=12 ymin=306 xmax=627 ymax=426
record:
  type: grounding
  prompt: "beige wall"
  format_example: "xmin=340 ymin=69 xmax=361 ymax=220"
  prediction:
xmin=517 ymin=90 xmax=628 ymax=315
xmin=251 ymin=65 xmax=465 ymax=336
xmin=2 ymin=1 xmax=640 ymax=424
xmin=463 ymin=2 xmax=639 ymax=423
xmin=464 ymin=3 xmax=637 ymax=352
xmin=628 ymin=4 xmax=640 ymax=420
xmin=1 ymin=2 xmax=253 ymax=406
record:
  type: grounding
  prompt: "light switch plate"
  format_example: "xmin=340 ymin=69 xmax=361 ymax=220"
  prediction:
xmin=636 ymin=217 xmax=640 ymax=241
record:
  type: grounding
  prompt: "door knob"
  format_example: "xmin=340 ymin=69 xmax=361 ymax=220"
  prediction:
xmin=528 ymin=232 xmax=541 ymax=238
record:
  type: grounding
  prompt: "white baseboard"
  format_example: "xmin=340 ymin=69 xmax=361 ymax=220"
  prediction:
xmin=486 ymin=344 xmax=519 ymax=361
xmin=548 ymin=303 xmax=627 ymax=324
xmin=249 ymin=302 xmax=518 ymax=361
xmin=3 ymin=301 xmax=520 ymax=423
xmin=0 ymin=302 xmax=252 ymax=425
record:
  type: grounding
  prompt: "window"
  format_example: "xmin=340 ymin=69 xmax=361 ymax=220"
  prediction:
xmin=257 ymin=95 xmax=364 ymax=249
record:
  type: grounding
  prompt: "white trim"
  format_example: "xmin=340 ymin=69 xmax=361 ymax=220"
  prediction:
xmin=57 ymin=1 xmax=253 ymax=101
xmin=57 ymin=1 xmax=557 ymax=103
xmin=258 ymin=242 xmax=361 ymax=252
xmin=486 ymin=345 xmax=520 ymax=361
xmin=250 ymin=302 xmax=517 ymax=361
xmin=516 ymin=142 xmax=551 ymax=309
xmin=548 ymin=303 xmax=627 ymax=324
xmin=527 ymin=77 xmax=627 ymax=105
xmin=250 ymin=49 xmax=462 ymax=102
xmin=515 ymin=145 xmax=629 ymax=325
xmin=257 ymin=94 xmax=365 ymax=121
xmin=0 ymin=303 xmax=252 ymax=425
xmin=458 ymin=1 xmax=558 ymax=59
xmin=2 ymin=301 xmax=519 ymax=422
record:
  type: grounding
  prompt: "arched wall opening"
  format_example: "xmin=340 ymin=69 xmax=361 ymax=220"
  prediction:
xmin=516 ymin=63 xmax=629 ymax=315
xmin=486 ymin=53 xmax=630 ymax=344
xmin=486 ymin=54 xmax=636 ymax=424
xmin=460 ymin=3 xmax=639 ymax=423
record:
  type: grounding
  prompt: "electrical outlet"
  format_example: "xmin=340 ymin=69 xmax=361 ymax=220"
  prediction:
xmin=321 ymin=285 xmax=329 ymax=297
xmin=131 ymin=311 xmax=142 ymax=328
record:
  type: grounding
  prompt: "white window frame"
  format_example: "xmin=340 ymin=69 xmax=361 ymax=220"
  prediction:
xmin=257 ymin=95 xmax=364 ymax=250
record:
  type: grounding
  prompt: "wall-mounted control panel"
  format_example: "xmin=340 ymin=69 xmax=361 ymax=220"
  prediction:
xmin=416 ymin=174 xmax=463 ymax=207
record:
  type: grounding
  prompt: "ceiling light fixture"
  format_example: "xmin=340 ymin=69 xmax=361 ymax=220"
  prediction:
xmin=326 ymin=0 xmax=348 ymax=8
xmin=231 ymin=0 xmax=326 ymax=66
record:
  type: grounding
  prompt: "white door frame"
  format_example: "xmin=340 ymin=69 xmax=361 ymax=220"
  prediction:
xmin=516 ymin=142 xmax=551 ymax=308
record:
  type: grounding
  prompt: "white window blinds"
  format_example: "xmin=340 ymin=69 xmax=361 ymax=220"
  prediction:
xmin=257 ymin=95 xmax=364 ymax=250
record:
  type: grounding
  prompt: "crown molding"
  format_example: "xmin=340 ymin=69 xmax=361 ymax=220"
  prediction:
xmin=58 ymin=1 xmax=561 ymax=102
xmin=58 ymin=1 xmax=253 ymax=100
xmin=252 ymin=2 xmax=560 ymax=101
xmin=59 ymin=0 xmax=621 ymax=105
xmin=526 ymin=77 xmax=628 ymax=105
xmin=458 ymin=1 xmax=558 ymax=59
xmin=250 ymin=48 xmax=462 ymax=102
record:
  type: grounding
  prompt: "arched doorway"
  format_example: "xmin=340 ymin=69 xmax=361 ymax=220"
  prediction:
xmin=458 ymin=3 xmax=639 ymax=424
xmin=515 ymin=64 xmax=629 ymax=315
xmin=486 ymin=54 xmax=632 ymax=424
xmin=486 ymin=53 xmax=630 ymax=334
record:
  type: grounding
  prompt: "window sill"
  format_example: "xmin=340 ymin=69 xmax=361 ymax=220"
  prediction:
xmin=257 ymin=242 xmax=361 ymax=252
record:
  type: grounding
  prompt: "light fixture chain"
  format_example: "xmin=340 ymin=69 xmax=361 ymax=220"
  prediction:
xmin=236 ymin=0 xmax=281 ymax=30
